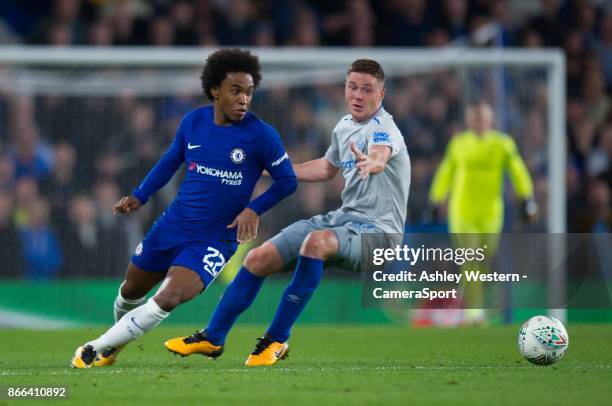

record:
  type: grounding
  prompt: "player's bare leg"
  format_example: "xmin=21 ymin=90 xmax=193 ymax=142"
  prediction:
xmin=246 ymin=230 xmax=339 ymax=366
xmin=164 ymin=241 xmax=285 ymax=357
xmin=71 ymin=267 xmax=203 ymax=368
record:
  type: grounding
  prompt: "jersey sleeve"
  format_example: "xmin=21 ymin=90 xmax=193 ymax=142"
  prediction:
xmin=429 ymin=137 xmax=456 ymax=204
xmin=246 ymin=126 xmax=297 ymax=215
xmin=257 ymin=126 xmax=293 ymax=179
xmin=132 ymin=119 xmax=186 ymax=205
xmin=324 ymin=130 xmax=341 ymax=167
xmin=369 ymin=120 xmax=401 ymax=157
xmin=504 ymin=137 xmax=534 ymax=199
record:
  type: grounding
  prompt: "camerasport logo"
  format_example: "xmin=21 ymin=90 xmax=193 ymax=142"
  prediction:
xmin=188 ymin=161 xmax=243 ymax=185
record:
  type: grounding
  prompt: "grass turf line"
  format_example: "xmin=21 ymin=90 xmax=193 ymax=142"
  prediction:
xmin=0 ymin=325 xmax=611 ymax=405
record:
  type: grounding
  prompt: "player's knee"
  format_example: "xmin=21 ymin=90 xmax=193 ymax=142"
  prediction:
xmin=244 ymin=245 xmax=280 ymax=277
xmin=300 ymin=230 xmax=337 ymax=260
xmin=152 ymin=290 xmax=182 ymax=312
xmin=243 ymin=248 xmax=265 ymax=275
xmin=120 ymin=280 xmax=148 ymax=300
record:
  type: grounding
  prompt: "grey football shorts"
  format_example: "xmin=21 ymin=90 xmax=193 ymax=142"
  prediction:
xmin=269 ymin=210 xmax=381 ymax=272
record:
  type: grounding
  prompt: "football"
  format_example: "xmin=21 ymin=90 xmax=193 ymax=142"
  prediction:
xmin=518 ymin=315 xmax=569 ymax=365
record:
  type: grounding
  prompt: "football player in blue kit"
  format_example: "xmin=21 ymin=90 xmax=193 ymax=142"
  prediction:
xmin=71 ymin=49 xmax=297 ymax=368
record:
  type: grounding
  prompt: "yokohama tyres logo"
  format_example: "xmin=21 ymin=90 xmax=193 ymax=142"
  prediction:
xmin=188 ymin=162 xmax=243 ymax=185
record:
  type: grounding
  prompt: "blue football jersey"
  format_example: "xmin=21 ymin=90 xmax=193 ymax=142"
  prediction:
xmin=132 ymin=106 xmax=296 ymax=241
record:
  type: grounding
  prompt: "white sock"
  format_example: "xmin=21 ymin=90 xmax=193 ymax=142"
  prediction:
xmin=87 ymin=298 xmax=169 ymax=353
xmin=114 ymin=284 xmax=146 ymax=322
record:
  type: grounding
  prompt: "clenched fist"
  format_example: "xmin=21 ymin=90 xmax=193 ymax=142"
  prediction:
xmin=113 ymin=196 xmax=142 ymax=214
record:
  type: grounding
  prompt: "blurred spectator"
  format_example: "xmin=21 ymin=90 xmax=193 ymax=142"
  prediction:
xmin=575 ymin=178 xmax=612 ymax=232
xmin=213 ymin=0 xmax=258 ymax=46
xmin=595 ymin=10 xmax=612 ymax=90
xmin=0 ymin=193 xmax=23 ymax=277
xmin=588 ymin=123 xmax=612 ymax=176
xmin=170 ymin=0 xmax=198 ymax=45
xmin=41 ymin=141 xmax=78 ymax=228
xmin=521 ymin=28 xmax=545 ymax=48
xmin=289 ymin=4 xmax=320 ymax=46
xmin=62 ymin=194 xmax=126 ymax=278
xmin=0 ymin=154 xmax=16 ymax=190
xmin=440 ymin=0 xmax=468 ymax=41
xmin=192 ymin=0 xmax=218 ymax=45
xmin=564 ymin=29 xmax=588 ymax=98
xmin=8 ymin=125 xmax=54 ymax=180
xmin=583 ymin=68 xmax=611 ymax=128
xmin=490 ymin=0 xmax=520 ymax=46
xmin=527 ymin=0 xmax=565 ymax=47
xmin=87 ymin=18 xmax=114 ymax=46
xmin=571 ymin=0 xmax=598 ymax=45
xmin=104 ymin=0 xmax=151 ymax=46
xmin=19 ymin=198 xmax=62 ymax=281
xmin=427 ymin=28 xmax=452 ymax=47
xmin=13 ymin=176 xmax=40 ymax=228
xmin=61 ymin=194 xmax=96 ymax=277
xmin=407 ymin=157 xmax=432 ymax=224
xmin=387 ymin=0 xmax=432 ymax=46
xmin=93 ymin=180 xmax=130 ymax=276
xmin=252 ymin=22 xmax=276 ymax=46
xmin=27 ymin=0 xmax=85 ymax=45
xmin=149 ymin=15 xmax=175 ymax=46
xmin=569 ymin=118 xmax=597 ymax=175
xmin=347 ymin=0 xmax=376 ymax=46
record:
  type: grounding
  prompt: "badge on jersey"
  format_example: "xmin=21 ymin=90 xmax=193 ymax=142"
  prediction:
xmin=134 ymin=242 xmax=143 ymax=256
xmin=230 ymin=148 xmax=246 ymax=164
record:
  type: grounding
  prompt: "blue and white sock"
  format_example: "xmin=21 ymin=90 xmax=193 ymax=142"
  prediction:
xmin=266 ymin=255 xmax=323 ymax=343
xmin=206 ymin=266 xmax=265 ymax=345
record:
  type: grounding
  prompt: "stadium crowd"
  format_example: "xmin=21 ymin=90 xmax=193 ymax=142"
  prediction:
xmin=0 ymin=0 xmax=611 ymax=280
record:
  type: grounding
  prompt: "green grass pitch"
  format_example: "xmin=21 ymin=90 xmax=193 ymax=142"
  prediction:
xmin=1 ymin=325 xmax=611 ymax=405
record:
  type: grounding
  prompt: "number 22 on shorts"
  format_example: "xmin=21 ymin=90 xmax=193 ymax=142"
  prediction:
xmin=202 ymin=247 xmax=226 ymax=278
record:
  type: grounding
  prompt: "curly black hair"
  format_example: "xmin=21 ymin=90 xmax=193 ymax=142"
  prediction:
xmin=200 ymin=49 xmax=262 ymax=100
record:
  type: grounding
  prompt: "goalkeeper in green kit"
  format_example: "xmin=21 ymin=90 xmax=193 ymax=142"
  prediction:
xmin=429 ymin=101 xmax=537 ymax=323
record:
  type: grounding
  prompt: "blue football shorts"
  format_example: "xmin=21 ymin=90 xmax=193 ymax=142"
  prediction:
xmin=130 ymin=218 xmax=237 ymax=287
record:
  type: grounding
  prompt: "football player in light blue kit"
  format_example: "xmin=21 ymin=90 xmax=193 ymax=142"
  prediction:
xmin=165 ymin=59 xmax=411 ymax=366
xmin=70 ymin=49 xmax=297 ymax=368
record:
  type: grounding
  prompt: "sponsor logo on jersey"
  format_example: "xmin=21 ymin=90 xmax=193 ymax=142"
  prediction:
xmin=188 ymin=161 xmax=243 ymax=185
xmin=134 ymin=242 xmax=143 ymax=256
xmin=341 ymin=159 xmax=356 ymax=169
xmin=271 ymin=152 xmax=288 ymax=167
xmin=230 ymin=148 xmax=246 ymax=164
xmin=372 ymin=131 xmax=390 ymax=143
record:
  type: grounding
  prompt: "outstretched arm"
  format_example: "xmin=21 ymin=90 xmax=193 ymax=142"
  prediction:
xmin=293 ymin=158 xmax=339 ymax=182
xmin=131 ymin=128 xmax=185 ymax=207
xmin=115 ymin=128 xmax=185 ymax=214
xmin=351 ymin=143 xmax=391 ymax=180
